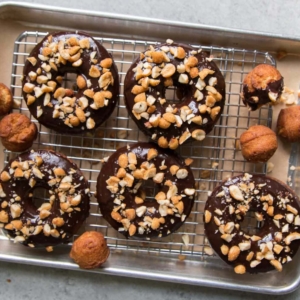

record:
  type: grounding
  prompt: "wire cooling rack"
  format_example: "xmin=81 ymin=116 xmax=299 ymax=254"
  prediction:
xmin=6 ymin=31 xmax=274 ymax=259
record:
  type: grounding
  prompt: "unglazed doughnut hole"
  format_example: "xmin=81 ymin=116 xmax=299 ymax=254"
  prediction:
xmin=239 ymin=125 xmax=277 ymax=163
xmin=22 ymin=31 xmax=119 ymax=134
xmin=0 ymin=83 xmax=13 ymax=115
xmin=277 ymin=105 xmax=300 ymax=142
xmin=96 ymin=142 xmax=195 ymax=239
xmin=70 ymin=231 xmax=110 ymax=269
xmin=0 ymin=150 xmax=90 ymax=249
xmin=204 ymin=173 xmax=300 ymax=274
xmin=0 ymin=113 xmax=38 ymax=152
xmin=124 ymin=40 xmax=226 ymax=149
xmin=241 ymin=64 xmax=283 ymax=111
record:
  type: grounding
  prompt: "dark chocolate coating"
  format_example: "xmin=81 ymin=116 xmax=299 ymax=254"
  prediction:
xmin=204 ymin=174 xmax=300 ymax=273
xmin=242 ymin=79 xmax=283 ymax=111
xmin=96 ymin=142 xmax=195 ymax=239
xmin=22 ymin=31 xmax=119 ymax=134
xmin=0 ymin=150 xmax=90 ymax=248
xmin=124 ymin=43 xmax=226 ymax=147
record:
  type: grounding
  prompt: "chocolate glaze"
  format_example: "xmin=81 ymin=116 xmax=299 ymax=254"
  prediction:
xmin=22 ymin=31 xmax=119 ymax=134
xmin=0 ymin=150 xmax=90 ymax=248
xmin=242 ymin=79 xmax=283 ymax=111
xmin=96 ymin=142 xmax=195 ymax=239
xmin=204 ymin=174 xmax=300 ymax=273
xmin=124 ymin=43 xmax=225 ymax=147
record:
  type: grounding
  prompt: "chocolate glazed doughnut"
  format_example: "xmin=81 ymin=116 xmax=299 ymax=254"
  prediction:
xmin=0 ymin=150 xmax=90 ymax=249
xmin=97 ymin=143 xmax=195 ymax=239
xmin=204 ymin=173 xmax=300 ymax=274
xmin=22 ymin=31 xmax=119 ymax=133
xmin=124 ymin=40 xmax=226 ymax=150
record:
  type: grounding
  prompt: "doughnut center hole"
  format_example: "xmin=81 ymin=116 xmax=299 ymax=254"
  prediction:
xmin=165 ymin=86 xmax=185 ymax=104
xmin=239 ymin=210 xmax=264 ymax=236
xmin=62 ymin=73 xmax=78 ymax=93
xmin=32 ymin=187 xmax=51 ymax=209
xmin=138 ymin=179 xmax=160 ymax=203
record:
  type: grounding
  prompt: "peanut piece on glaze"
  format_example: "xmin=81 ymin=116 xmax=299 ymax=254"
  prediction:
xmin=118 ymin=154 xmax=128 ymax=168
xmin=111 ymin=211 xmax=122 ymax=222
xmin=129 ymin=224 xmax=136 ymax=236
xmin=270 ymin=259 xmax=282 ymax=272
xmin=77 ymin=75 xmax=86 ymax=89
xmin=100 ymin=58 xmax=113 ymax=69
xmin=147 ymin=148 xmax=158 ymax=161
xmin=204 ymin=210 xmax=212 ymax=223
xmin=220 ymin=244 xmax=229 ymax=255
xmin=228 ymin=246 xmax=240 ymax=261
xmin=158 ymin=136 xmax=168 ymax=148
xmin=234 ymin=265 xmax=246 ymax=274
xmin=168 ymin=138 xmax=179 ymax=150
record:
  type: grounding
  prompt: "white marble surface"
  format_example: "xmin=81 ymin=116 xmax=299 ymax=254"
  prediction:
xmin=0 ymin=0 xmax=300 ymax=299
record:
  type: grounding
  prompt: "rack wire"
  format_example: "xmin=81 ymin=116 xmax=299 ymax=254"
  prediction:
xmin=6 ymin=31 xmax=274 ymax=259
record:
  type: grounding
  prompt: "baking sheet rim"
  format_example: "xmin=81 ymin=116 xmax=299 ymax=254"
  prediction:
xmin=0 ymin=2 xmax=299 ymax=295
xmin=1 ymin=1 xmax=300 ymax=44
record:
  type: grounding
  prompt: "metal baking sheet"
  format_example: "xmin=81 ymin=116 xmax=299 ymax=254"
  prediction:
xmin=0 ymin=2 xmax=300 ymax=295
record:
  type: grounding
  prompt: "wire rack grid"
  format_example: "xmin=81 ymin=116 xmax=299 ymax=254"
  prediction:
xmin=5 ymin=31 xmax=275 ymax=260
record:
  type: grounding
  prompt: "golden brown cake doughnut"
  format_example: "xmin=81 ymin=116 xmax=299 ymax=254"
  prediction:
xmin=0 ymin=83 xmax=13 ymax=115
xmin=0 ymin=113 xmax=38 ymax=152
xmin=277 ymin=106 xmax=300 ymax=142
xmin=70 ymin=231 xmax=110 ymax=269
xmin=240 ymin=125 xmax=277 ymax=162
xmin=241 ymin=64 xmax=283 ymax=111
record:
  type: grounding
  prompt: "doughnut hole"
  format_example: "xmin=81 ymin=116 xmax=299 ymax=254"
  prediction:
xmin=240 ymin=125 xmax=278 ymax=163
xmin=277 ymin=106 xmax=300 ymax=142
